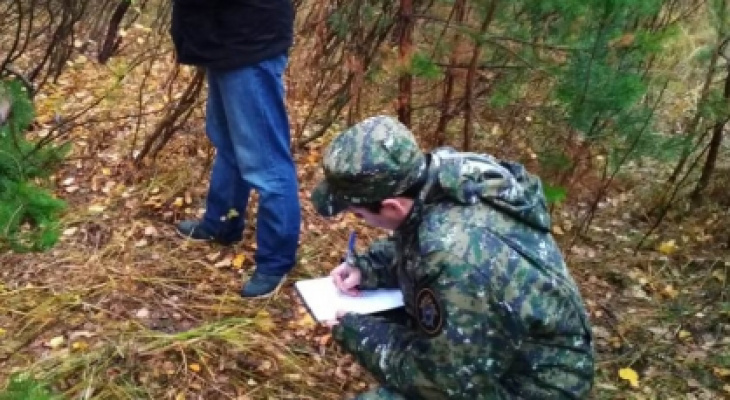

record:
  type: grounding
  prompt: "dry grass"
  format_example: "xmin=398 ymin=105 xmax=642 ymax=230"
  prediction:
xmin=2 ymin=118 xmax=728 ymax=399
xmin=2 ymin=5 xmax=730 ymax=397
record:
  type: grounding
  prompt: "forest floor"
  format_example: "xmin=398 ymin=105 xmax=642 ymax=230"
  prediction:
xmin=1 ymin=36 xmax=730 ymax=400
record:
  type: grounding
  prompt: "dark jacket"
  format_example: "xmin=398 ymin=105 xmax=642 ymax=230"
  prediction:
xmin=170 ymin=0 xmax=294 ymax=70
xmin=333 ymin=149 xmax=594 ymax=399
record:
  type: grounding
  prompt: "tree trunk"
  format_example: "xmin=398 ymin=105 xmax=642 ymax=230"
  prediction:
xmin=397 ymin=0 xmax=413 ymax=127
xmin=434 ymin=0 xmax=467 ymax=147
xmin=462 ymin=0 xmax=498 ymax=151
xmin=690 ymin=62 xmax=730 ymax=206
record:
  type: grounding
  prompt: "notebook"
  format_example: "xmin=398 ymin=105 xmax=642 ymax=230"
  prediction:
xmin=294 ymin=277 xmax=404 ymax=322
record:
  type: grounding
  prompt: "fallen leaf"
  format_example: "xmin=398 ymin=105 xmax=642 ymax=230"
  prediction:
xmin=143 ymin=226 xmax=159 ymax=236
xmin=619 ymin=367 xmax=639 ymax=388
xmin=713 ymin=270 xmax=726 ymax=282
xmin=48 ymin=336 xmax=65 ymax=349
xmin=214 ymin=256 xmax=232 ymax=268
xmin=254 ymin=311 xmax=274 ymax=332
xmin=63 ymin=227 xmax=78 ymax=236
xmin=319 ymin=334 xmax=332 ymax=346
xmin=258 ymin=360 xmax=273 ymax=371
xmin=172 ymin=197 xmax=184 ymax=207
xmin=662 ymin=285 xmax=679 ymax=299
xmin=69 ymin=330 xmax=96 ymax=340
xmin=678 ymin=330 xmax=692 ymax=340
xmin=595 ymin=383 xmax=619 ymax=391
xmin=232 ymin=254 xmax=245 ymax=269
xmin=609 ymin=33 xmax=635 ymax=48
xmin=714 ymin=367 xmax=730 ymax=378
xmin=686 ymin=378 xmax=703 ymax=388
xmin=227 ymin=208 xmax=240 ymax=219
xmin=189 ymin=363 xmax=201 ymax=372
xmin=88 ymin=205 xmax=106 ymax=214
xmin=72 ymin=340 xmax=89 ymax=351
xmin=294 ymin=313 xmax=316 ymax=329
xmin=136 ymin=308 xmax=150 ymax=319
xmin=657 ymin=240 xmax=678 ymax=255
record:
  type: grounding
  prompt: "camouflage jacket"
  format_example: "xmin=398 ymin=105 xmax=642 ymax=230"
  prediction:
xmin=332 ymin=148 xmax=595 ymax=399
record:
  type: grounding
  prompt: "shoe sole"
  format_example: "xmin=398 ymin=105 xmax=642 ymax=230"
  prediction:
xmin=241 ymin=275 xmax=287 ymax=299
xmin=175 ymin=228 xmax=240 ymax=246
xmin=175 ymin=229 xmax=212 ymax=242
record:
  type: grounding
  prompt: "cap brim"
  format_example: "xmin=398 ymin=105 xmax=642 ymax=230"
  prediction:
xmin=311 ymin=180 xmax=348 ymax=217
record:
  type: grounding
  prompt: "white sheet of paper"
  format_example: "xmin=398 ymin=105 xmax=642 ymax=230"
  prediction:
xmin=294 ymin=277 xmax=404 ymax=322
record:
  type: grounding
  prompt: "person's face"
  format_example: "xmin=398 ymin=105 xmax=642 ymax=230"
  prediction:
xmin=347 ymin=198 xmax=414 ymax=231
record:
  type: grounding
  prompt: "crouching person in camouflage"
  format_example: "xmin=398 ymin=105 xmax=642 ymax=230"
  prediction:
xmin=311 ymin=115 xmax=595 ymax=399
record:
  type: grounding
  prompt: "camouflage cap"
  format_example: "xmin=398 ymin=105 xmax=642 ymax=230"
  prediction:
xmin=311 ymin=115 xmax=426 ymax=217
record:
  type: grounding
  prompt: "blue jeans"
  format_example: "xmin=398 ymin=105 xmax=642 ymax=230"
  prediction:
xmin=200 ymin=54 xmax=300 ymax=276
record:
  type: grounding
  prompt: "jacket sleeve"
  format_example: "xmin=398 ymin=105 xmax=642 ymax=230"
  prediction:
xmin=352 ymin=237 xmax=399 ymax=289
xmin=332 ymin=250 xmax=518 ymax=399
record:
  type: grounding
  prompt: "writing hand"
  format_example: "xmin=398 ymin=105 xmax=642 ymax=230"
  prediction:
xmin=330 ymin=262 xmax=362 ymax=296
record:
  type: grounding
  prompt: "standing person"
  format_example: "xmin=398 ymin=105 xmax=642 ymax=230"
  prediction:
xmin=312 ymin=116 xmax=595 ymax=399
xmin=170 ymin=0 xmax=301 ymax=298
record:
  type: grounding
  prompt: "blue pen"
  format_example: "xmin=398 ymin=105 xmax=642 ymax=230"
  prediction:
xmin=345 ymin=231 xmax=357 ymax=265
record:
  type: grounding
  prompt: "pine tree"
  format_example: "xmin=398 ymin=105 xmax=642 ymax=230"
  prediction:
xmin=0 ymin=374 xmax=62 ymax=400
xmin=0 ymin=79 xmax=67 ymax=252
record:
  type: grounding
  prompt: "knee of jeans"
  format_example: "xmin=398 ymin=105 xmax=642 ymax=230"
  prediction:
xmin=243 ymin=169 xmax=298 ymax=196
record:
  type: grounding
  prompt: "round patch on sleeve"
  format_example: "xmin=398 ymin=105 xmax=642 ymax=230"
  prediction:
xmin=416 ymin=287 xmax=444 ymax=336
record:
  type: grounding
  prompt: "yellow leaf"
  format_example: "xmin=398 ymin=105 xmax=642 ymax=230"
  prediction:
xmin=0 ymin=328 xmax=6 ymax=336
xmin=232 ymin=254 xmax=246 ymax=269
xmin=101 ymin=168 xmax=111 ymax=176
xmin=678 ymin=330 xmax=692 ymax=340
xmin=88 ymin=205 xmax=106 ymax=214
xmin=172 ymin=197 xmax=184 ymax=207
xmin=662 ymin=285 xmax=679 ymax=299
xmin=254 ymin=311 xmax=274 ymax=332
xmin=618 ymin=367 xmax=639 ymax=388
xmin=714 ymin=367 xmax=730 ymax=378
xmin=657 ymin=240 xmax=678 ymax=255
xmin=48 ymin=336 xmax=65 ymax=349
xmin=72 ymin=340 xmax=89 ymax=351
xmin=189 ymin=363 xmax=201 ymax=372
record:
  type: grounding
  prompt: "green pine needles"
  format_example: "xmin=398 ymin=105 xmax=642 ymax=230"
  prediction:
xmin=0 ymin=79 xmax=67 ymax=252
xmin=0 ymin=374 xmax=62 ymax=400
